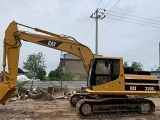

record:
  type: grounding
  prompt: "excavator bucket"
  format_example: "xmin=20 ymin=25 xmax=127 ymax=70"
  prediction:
xmin=0 ymin=83 xmax=16 ymax=105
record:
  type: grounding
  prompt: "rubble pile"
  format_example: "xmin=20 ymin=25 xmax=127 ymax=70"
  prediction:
xmin=9 ymin=86 xmax=66 ymax=102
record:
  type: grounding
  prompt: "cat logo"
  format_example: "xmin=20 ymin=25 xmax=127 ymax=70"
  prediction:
xmin=38 ymin=40 xmax=62 ymax=48
xmin=48 ymin=41 xmax=56 ymax=47
xmin=130 ymin=86 xmax=137 ymax=91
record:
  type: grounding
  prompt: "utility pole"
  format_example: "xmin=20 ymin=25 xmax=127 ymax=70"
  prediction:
xmin=159 ymin=42 xmax=160 ymax=67
xmin=90 ymin=8 xmax=106 ymax=55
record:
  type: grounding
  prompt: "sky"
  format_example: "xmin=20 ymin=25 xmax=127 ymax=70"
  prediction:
xmin=0 ymin=0 xmax=160 ymax=74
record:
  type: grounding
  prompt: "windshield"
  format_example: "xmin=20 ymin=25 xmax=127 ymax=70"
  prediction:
xmin=87 ymin=58 xmax=120 ymax=88
xmin=95 ymin=60 xmax=111 ymax=74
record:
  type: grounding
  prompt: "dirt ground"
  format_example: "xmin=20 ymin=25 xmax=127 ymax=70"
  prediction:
xmin=0 ymin=98 xmax=160 ymax=120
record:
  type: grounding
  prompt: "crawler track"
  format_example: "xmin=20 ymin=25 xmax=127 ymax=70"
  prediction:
xmin=69 ymin=93 xmax=89 ymax=106
xmin=76 ymin=97 xmax=155 ymax=119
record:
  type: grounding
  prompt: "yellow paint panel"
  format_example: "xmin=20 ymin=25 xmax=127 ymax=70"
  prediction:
xmin=125 ymin=74 xmax=140 ymax=79
xmin=92 ymin=81 xmax=112 ymax=91
xmin=0 ymin=83 xmax=16 ymax=105
xmin=125 ymin=74 xmax=157 ymax=80
xmin=85 ymin=88 xmax=158 ymax=95
xmin=0 ymin=84 xmax=10 ymax=100
xmin=156 ymin=91 xmax=160 ymax=94
xmin=125 ymin=83 xmax=159 ymax=86
xmin=92 ymin=76 xmax=125 ymax=91
xmin=112 ymin=77 xmax=124 ymax=91
xmin=140 ymin=75 xmax=157 ymax=80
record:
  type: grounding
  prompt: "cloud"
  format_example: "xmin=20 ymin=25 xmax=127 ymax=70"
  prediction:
xmin=0 ymin=0 xmax=160 ymax=73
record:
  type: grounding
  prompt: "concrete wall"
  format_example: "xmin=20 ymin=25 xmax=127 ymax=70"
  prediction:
xmin=60 ymin=53 xmax=87 ymax=81
xmin=24 ymin=81 xmax=87 ymax=91
xmin=63 ymin=53 xmax=79 ymax=59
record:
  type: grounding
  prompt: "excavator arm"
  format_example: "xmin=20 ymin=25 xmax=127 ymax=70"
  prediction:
xmin=0 ymin=21 xmax=93 ymax=105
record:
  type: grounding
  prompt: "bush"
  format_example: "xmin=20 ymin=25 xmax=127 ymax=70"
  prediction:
xmin=42 ymin=77 xmax=51 ymax=81
xmin=61 ymin=72 xmax=74 ymax=81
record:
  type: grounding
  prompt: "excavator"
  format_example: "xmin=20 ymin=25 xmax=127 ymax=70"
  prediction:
xmin=1 ymin=21 xmax=160 ymax=119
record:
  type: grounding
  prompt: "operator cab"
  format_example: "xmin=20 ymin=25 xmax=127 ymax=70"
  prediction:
xmin=87 ymin=58 xmax=120 ymax=90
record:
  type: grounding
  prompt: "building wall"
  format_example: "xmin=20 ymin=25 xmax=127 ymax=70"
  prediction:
xmin=63 ymin=53 xmax=79 ymax=59
xmin=60 ymin=53 xmax=87 ymax=81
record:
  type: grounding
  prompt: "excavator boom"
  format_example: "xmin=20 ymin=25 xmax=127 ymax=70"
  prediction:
xmin=0 ymin=21 xmax=93 ymax=105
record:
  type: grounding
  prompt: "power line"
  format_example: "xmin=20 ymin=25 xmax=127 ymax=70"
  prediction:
xmin=106 ymin=16 xmax=160 ymax=28
xmin=102 ymin=1 xmax=160 ymax=66
xmin=124 ymin=48 xmax=159 ymax=65
xmin=142 ymin=54 xmax=158 ymax=63
xmin=139 ymin=50 xmax=158 ymax=62
xmin=143 ymin=56 xmax=158 ymax=64
xmin=82 ymin=21 xmax=95 ymax=42
xmin=107 ymin=10 xmax=160 ymax=23
xmin=107 ymin=14 xmax=160 ymax=26
xmin=89 ymin=0 xmax=121 ymax=54
xmin=82 ymin=0 xmax=103 ymax=42
xmin=105 ymin=0 xmax=121 ymax=15
xmin=139 ymin=51 xmax=159 ymax=64
xmin=97 ymin=0 xmax=103 ymax=9
xmin=104 ymin=0 xmax=112 ymax=9
xmin=143 ymin=59 xmax=158 ymax=65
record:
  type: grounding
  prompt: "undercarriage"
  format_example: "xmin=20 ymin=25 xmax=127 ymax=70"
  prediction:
xmin=70 ymin=94 xmax=155 ymax=119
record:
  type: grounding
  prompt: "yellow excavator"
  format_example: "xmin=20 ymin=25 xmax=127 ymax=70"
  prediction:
xmin=1 ymin=21 xmax=160 ymax=119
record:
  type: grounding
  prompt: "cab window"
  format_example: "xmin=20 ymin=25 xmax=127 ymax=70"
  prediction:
xmin=95 ymin=60 xmax=111 ymax=74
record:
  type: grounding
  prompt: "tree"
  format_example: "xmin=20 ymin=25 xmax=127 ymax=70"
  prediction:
xmin=124 ymin=61 xmax=143 ymax=71
xmin=131 ymin=61 xmax=143 ymax=71
xmin=61 ymin=72 xmax=74 ymax=81
xmin=123 ymin=61 xmax=128 ymax=67
xmin=37 ymin=67 xmax=47 ymax=80
xmin=48 ymin=66 xmax=61 ymax=80
xmin=48 ymin=65 xmax=74 ymax=81
xmin=23 ymin=52 xmax=46 ymax=80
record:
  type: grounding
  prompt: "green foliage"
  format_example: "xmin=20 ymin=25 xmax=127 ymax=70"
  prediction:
xmin=61 ymin=72 xmax=74 ymax=81
xmin=37 ymin=67 xmax=47 ymax=80
xmin=48 ymin=66 xmax=61 ymax=80
xmin=48 ymin=66 xmax=74 ymax=81
xmin=23 ymin=52 xmax=46 ymax=80
xmin=124 ymin=61 xmax=143 ymax=71
xmin=123 ymin=61 xmax=128 ymax=67
xmin=43 ymin=77 xmax=50 ymax=81
xmin=131 ymin=61 xmax=143 ymax=71
xmin=16 ymin=81 xmax=28 ymax=91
